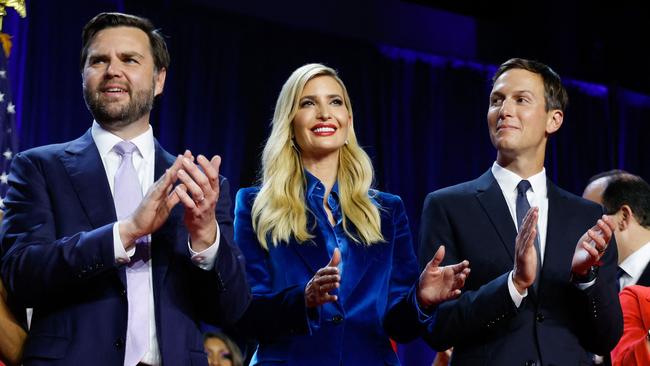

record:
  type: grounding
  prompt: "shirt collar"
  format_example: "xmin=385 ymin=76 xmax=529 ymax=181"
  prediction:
xmin=304 ymin=169 xmax=339 ymax=198
xmin=91 ymin=121 xmax=155 ymax=159
xmin=491 ymin=161 xmax=547 ymax=198
xmin=620 ymin=241 xmax=650 ymax=279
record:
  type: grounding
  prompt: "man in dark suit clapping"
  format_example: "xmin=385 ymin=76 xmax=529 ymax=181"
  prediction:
xmin=418 ymin=58 xmax=623 ymax=366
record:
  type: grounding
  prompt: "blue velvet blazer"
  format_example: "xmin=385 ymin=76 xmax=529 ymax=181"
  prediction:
xmin=234 ymin=187 xmax=432 ymax=365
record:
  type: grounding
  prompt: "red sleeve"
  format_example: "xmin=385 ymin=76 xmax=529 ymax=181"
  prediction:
xmin=611 ymin=286 xmax=650 ymax=366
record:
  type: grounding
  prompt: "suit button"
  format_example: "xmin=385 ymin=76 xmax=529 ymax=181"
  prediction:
xmin=332 ymin=315 xmax=344 ymax=324
xmin=114 ymin=337 xmax=124 ymax=349
xmin=536 ymin=313 xmax=544 ymax=322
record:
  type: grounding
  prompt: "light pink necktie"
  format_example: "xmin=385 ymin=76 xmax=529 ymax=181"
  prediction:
xmin=113 ymin=141 xmax=150 ymax=366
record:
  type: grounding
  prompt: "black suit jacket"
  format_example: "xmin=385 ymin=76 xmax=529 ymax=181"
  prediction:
xmin=418 ymin=170 xmax=623 ymax=366
xmin=0 ymin=130 xmax=250 ymax=365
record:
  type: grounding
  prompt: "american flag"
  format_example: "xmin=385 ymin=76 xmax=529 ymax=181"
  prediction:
xmin=0 ymin=34 xmax=18 ymax=209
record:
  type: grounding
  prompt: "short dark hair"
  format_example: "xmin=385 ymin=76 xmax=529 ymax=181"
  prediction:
xmin=492 ymin=58 xmax=568 ymax=112
xmin=587 ymin=169 xmax=629 ymax=184
xmin=80 ymin=12 xmax=170 ymax=73
xmin=602 ymin=174 xmax=650 ymax=228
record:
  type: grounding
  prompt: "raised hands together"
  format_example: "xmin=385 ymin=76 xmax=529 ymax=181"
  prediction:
xmin=119 ymin=150 xmax=222 ymax=251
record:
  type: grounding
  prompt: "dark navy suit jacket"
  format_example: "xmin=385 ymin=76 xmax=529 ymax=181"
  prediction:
xmin=234 ymin=187 xmax=432 ymax=365
xmin=0 ymin=130 xmax=250 ymax=365
xmin=418 ymin=170 xmax=623 ymax=366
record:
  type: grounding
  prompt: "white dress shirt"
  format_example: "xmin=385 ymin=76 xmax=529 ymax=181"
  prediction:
xmin=491 ymin=162 xmax=548 ymax=307
xmin=619 ymin=241 xmax=650 ymax=289
xmin=91 ymin=121 xmax=220 ymax=365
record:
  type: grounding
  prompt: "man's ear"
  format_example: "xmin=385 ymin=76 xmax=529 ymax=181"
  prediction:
xmin=619 ymin=205 xmax=634 ymax=230
xmin=546 ymin=109 xmax=563 ymax=135
xmin=154 ymin=67 xmax=167 ymax=96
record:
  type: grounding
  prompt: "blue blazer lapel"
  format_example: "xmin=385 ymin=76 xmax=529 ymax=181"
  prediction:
xmin=340 ymin=239 xmax=372 ymax=307
xmin=290 ymin=234 xmax=346 ymax=314
xmin=290 ymin=221 xmax=331 ymax=275
xmin=475 ymin=170 xmax=518 ymax=261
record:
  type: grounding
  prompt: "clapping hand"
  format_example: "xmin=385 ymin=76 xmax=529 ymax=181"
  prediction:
xmin=571 ymin=215 xmax=615 ymax=276
xmin=174 ymin=150 xmax=222 ymax=252
xmin=417 ymin=245 xmax=470 ymax=309
xmin=119 ymin=155 xmax=185 ymax=249
xmin=512 ymin=207 xmax=539 ymax=293
xmin=305 ymin=248 xmax=342 ymax=308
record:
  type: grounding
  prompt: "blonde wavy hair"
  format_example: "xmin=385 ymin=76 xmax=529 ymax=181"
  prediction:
xmin=251 ymin=63 xmax=384 ymax=250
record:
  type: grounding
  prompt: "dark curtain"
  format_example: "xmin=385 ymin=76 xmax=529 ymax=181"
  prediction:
xmin=4 ymin=1 xmax=650 ymax=365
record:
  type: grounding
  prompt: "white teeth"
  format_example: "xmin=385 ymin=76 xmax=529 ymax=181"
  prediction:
xmin=313 ymin=127 xmax=335 ymax=133
xmin=106 ymin=88 xmax=125 ymax=92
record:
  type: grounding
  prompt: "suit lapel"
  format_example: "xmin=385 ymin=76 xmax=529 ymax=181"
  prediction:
xmin=289 ymin=218 xmax=331 ymax=275
xmin=150 ymin=142 xmax=177 ymax=294
xmin=59 ymin=129 xmax=126 ymax=286
xmin=59 ymin=129 xmax=116 ymax=229
xmin=539 ymin=180 xmax=573 ymax=295
xmin=475 ymin=170 xmax=518 ymax=261
xmin=340 ymin=241 xmax=370 ymax=307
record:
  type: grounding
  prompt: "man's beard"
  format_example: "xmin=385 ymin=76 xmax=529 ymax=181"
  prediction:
xmin=83 ymin=80 xmax=156 ymax=130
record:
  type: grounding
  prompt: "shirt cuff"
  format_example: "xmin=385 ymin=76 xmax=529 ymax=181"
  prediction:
xmin=574 ymin=278 xmax=596 ymax=290
xmin=508 ymin=271 xmax=527 ymax=308
xmin=188 ymin=221 xmax=221 ymax=271
xmin=113 ymin=222 xmax=134 ymax=264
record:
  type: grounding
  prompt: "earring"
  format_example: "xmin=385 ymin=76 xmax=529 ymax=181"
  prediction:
xmin=290 ymin=137 xmax=301 ymax=152
xmin=344 ymin=140 xmax=349 ymax=145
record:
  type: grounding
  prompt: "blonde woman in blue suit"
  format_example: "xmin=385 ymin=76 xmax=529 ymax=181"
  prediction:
xmin=234 ymin=63 xmax=470 ymax=365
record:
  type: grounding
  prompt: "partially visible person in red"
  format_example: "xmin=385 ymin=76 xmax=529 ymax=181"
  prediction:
xmin=611 ymin=285 xmax=650 ymax=365
xmin=431 ymin=348 xmax=452 ymax=366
